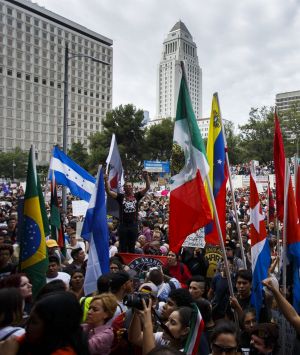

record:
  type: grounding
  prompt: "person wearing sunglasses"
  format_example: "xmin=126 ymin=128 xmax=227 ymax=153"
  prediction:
xmin=210 ymin=321 xmax=238 ymax=355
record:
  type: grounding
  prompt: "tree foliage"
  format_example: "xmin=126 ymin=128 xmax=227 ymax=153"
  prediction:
xmin=223 ymin=120 xmax=245 ymax=164
xmin=144 ymin=118 xmax=174 ymax=161
xmin=0 ymin=147 xmax=28 ymax=180
xmin=88 ymin=104 xmax=146 ymax=174
xmin=68 ymin=142 xmax=89 ymax=170
xmin=238 ymin=107 xmax=275 ymax=163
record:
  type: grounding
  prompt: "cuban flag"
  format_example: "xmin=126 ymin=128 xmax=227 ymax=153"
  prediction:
xmin=250 ymin=171 xmax=270 ymax=319
xmin=81 ymin=166 xmax=110 ymax=295
xmin=49 ymin=146 xmax=96 ymax=202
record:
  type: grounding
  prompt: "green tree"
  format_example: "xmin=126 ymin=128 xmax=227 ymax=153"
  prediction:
xmin=88 ymin=104 xmax=146 ymax=175
xmin=68 ymin=142 xmax=89 ymax=170
xmin=223 ymin=120 xmax=245 ymax=164
xmin=238 ymin=106 xmax=275 ymax=163
xmin=0 ymin=147 xmax=28 ymax=180
xmin=144 ymin=118 xmax=174 ymax=161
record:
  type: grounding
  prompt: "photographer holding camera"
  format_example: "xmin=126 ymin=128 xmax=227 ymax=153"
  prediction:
xmin=128 ymin=297 xmax=204 ymax=354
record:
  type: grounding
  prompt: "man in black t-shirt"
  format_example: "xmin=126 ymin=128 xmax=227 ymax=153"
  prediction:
xmin=105 ymin=171 xmax=150 ymax=253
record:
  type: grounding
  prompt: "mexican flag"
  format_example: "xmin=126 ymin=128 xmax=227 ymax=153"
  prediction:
xmin=169 ymin=64 xmax=212 ymax=253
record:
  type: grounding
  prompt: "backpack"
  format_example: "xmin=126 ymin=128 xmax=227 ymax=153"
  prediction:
xmin=110 ymin=310 xmax=133 ymax=355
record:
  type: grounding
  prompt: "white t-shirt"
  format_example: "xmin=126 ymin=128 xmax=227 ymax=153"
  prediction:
xmin=154 ymin=332 xmax=170 ymax=347
xmin=46 ymin=271 xmax=71 ymax=287
xmin=109 ymin=245 xmax=118 ymax=258
xmin=0 ymin=326 xmax=25 ymax=340
xmin=66 ymin=241 xmax=86 ymax=262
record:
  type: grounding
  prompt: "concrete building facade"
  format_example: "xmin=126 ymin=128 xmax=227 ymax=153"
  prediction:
xmin=156 ymin=20 xmax=202 ymax=121
xmin=276 ymin=90 xmax=300 ymax=112
xmin=0 ymin=0 xmax=113 ymax=163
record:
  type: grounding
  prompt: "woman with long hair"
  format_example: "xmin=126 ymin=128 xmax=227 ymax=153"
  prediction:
xmin=0 ymin=288 xmax=25 ymax=341
xmin=0 ymin=291 xmax=90 ymax=355
xmin=0 ymin=273 xmax=32 ymax=317
xmin=129 ymin=299 xmax=204 ymax=354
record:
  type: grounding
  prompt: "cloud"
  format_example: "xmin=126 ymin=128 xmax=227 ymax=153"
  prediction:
xmin=38 ymin=0 xmax=300 ymax=125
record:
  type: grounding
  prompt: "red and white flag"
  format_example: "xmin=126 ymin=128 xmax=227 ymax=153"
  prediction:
xmin=250 ymin=171 xmax=270 ymax=318
xmin=106 ymin=134 xmax=124 ymax=217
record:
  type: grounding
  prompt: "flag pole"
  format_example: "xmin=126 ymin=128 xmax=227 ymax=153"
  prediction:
xmin=216 ymin=93 xmax=247 ymax=269
xmin=295 ymin=154 xmax=298 ymax=197
xmin=282 ymin=158 xmax=289 ymax=297
xmin=205 ymin=174 xmax=239 ymax=326
xmin=267 ymin=176 xmax=270 ymax=227
xmin=179 ymin=65 xmax=237 ymax=324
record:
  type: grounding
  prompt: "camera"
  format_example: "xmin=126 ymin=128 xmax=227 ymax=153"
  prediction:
xmin=123 ymin=292 xmax=151 ymax=310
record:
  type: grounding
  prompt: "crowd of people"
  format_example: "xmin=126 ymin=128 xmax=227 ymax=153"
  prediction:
xmin=0 ymin=167 xmax=298 ymax=355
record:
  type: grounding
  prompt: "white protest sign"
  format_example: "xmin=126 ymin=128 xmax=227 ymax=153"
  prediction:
xmin=182 ymin=228 xmax=205 ymax=248
xmin=72 ymin=200 xmax=89 ymax=217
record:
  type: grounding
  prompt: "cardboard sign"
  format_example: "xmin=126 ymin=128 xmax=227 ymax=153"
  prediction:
xmin=182 ymin=228 xmax=205 ymax=248
xmin=72 ymin=200 xmax=89 ymax=217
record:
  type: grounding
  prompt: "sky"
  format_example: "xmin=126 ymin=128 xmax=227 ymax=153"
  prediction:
xmin=37 ymin=0 xmax=300 ymax=126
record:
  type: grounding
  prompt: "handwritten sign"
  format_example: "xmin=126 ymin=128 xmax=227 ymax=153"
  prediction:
xmin=182 ymin=228 xmax=205 ymax=248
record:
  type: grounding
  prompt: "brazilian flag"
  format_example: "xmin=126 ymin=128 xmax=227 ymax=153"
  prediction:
xmin=20 ymin=146 xmax=49 ymax=297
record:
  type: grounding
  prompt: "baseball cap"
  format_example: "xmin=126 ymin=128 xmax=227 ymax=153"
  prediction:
xmin=139 ymin=282 xmax=158 ymax=297
xmin=46 ymin=239 xmax=59 ymax=248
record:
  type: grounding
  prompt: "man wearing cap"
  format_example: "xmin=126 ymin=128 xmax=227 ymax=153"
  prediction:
xmin=216 ymin=240 xmax=244 ymax=277
xmin=104 ymin=171 xmax=150 ymax=253
xmin=46 ymin=239 xmax=66 ymax=266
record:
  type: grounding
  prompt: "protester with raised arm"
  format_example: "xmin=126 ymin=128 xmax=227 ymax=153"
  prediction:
xmin=104 ymin=171 xmax=150 ymax=253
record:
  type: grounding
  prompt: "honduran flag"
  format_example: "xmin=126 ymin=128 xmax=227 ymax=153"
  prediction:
xmin=267 ymin=178 xmax=275 ymax=223
xmin=250 ymin=171 xmax=271 ymax=319
xmin=205 ymin=93 xmax=228 ymax=245
xmin=169 ymin=63 xmax=212 ymax=253
xmin=81 ymin=167 xmax=110 ymax=295
xmin=49 ymin=146 xmax=96 ymax=202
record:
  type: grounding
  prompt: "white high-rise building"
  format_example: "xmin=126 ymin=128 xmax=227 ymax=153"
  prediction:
xmin=0 ymin=0 xmax=113 ymax=163
xmin=156 ymin=20 xmax=202 ymax=120
xmin=276 ymin=90 xmax=300 ymax=112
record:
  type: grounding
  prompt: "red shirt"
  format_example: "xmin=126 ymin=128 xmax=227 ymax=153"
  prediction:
xmin=167 ymin=262 xmax=191 ymax=287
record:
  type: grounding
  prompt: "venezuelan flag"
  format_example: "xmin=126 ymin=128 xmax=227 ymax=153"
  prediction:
xmin=205 ymin=93 xmax=228 ymax=245
xmin=20 ymin=146 xmax=49 ymax=297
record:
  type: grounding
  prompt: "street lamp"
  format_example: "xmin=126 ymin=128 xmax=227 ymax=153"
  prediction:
xmin=62 ymin=45 xmax=109 ymax=212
